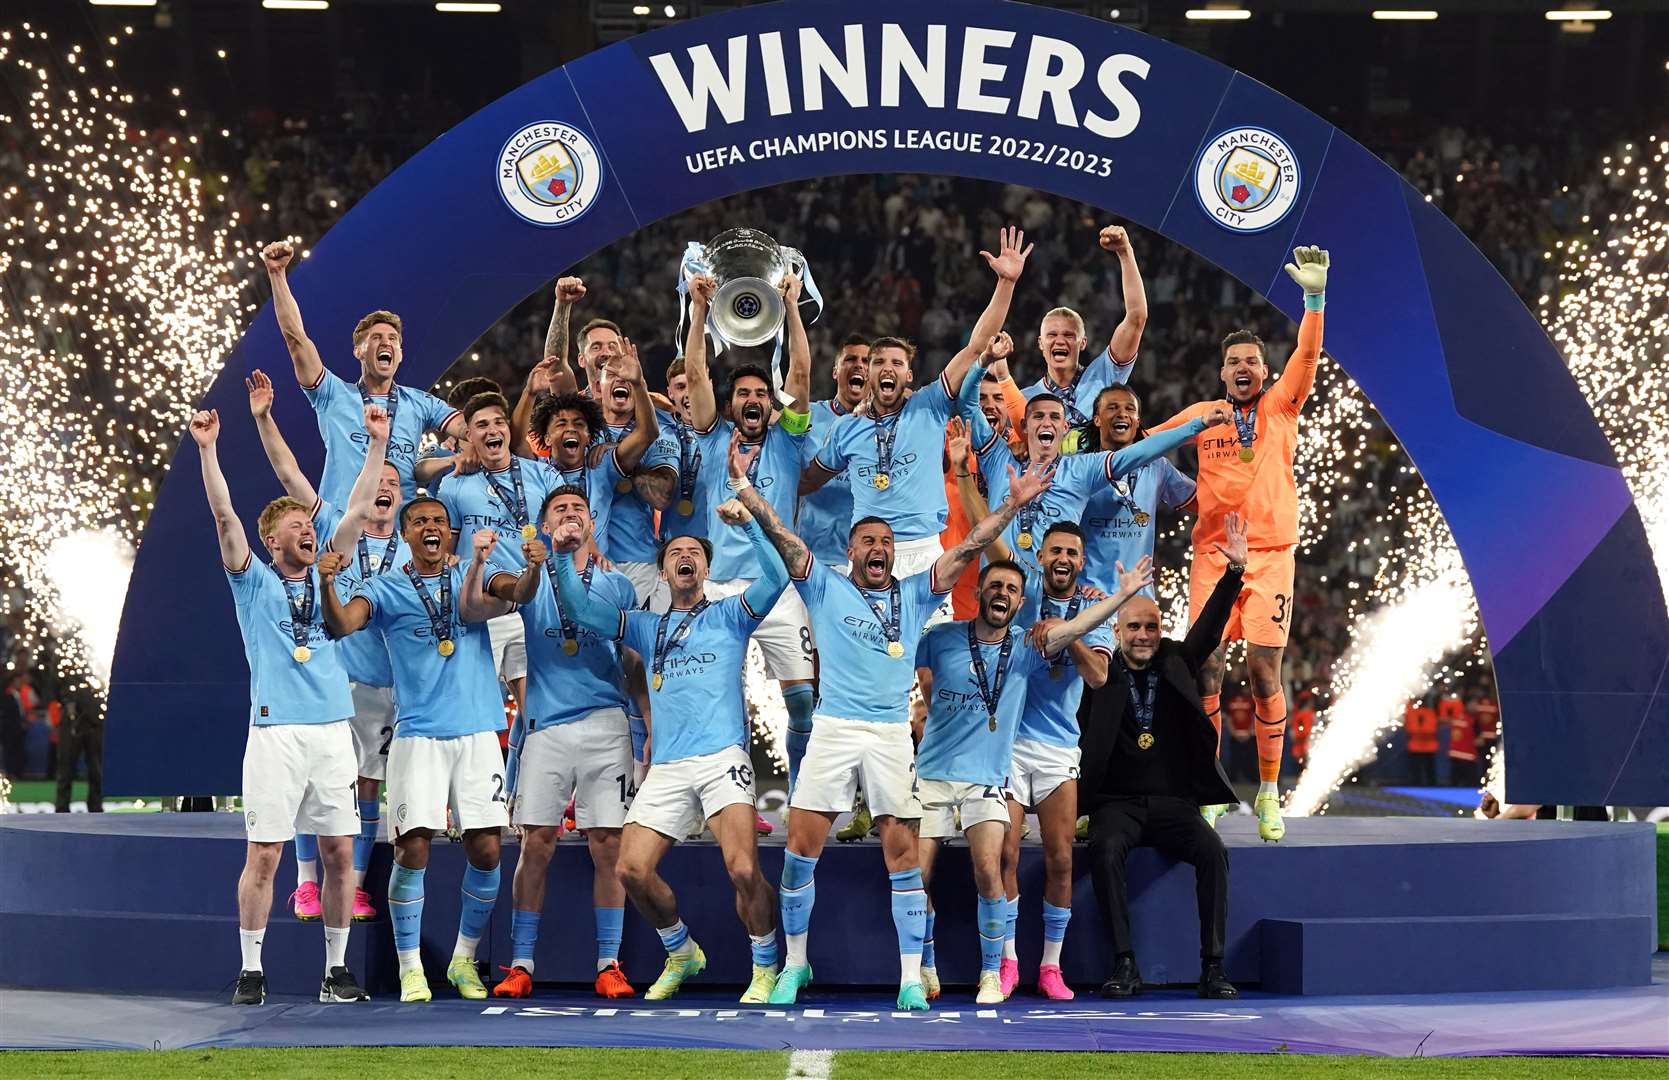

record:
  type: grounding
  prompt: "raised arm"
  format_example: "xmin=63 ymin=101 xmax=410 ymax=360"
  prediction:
xmin=932 ymin=457 xmax=1053 ymax=589
xmin=318 ymin=551 xmax=373 ymax=636
xmin=490 ymin=538 xmax=547 ymax=607
xmin=984 ymin=333 xmax=1028 ymax=434
xmin=1271 ymin=246 xmax=1329 ymax=410
xmin=1183 ymin=512 xmax=1248 ymax=668
xmin=1099 ymin=226 xmax=1148 ymax=365
xmin=780 ymin=273 xmax=811 ymax=415
xmin=1035 ymin=557 xmax=1154 ymax=655
xmin=715 ymin=498 xmax=790 ymax=613
xmin=459 ymin=530 xmax=515 ymax=623
xmin=610 ymin=340 xmax=670 ymax=495
xmin=545 ymin=277 xmax=584 ymax=374
xmin=260 ymin=241 xmax=324 ymax=390
xmin=245 ymin=368 xmax=318 ymax=506
xmin=684 ymin=274 xmax=720 ymax=432
xmin=1105 ymin=405 xmax=1228 ymax=478
xmin=727 ymin=432 xmax=812 ymax=579
xmin=191 ymin=410 xmax=250 ymax=571
xmin=943 ymin=226 xmax=1032 ymax=395
xmin=329 ymin=404 xmax=390 ymax=553
xmin=797 ymin=457 xmax=839 ymax=496
xmin=947 ymin=419 xmax=1011 ymax=564
xmin=549 ymin=536 xmax=627 ymax=640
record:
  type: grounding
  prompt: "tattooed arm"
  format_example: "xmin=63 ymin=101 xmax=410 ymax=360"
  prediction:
xmin=725 ymin=432 xmax=812 ymax=579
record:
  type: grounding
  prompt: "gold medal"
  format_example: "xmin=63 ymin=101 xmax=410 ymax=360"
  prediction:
xmin=652 ymin=673 xmax=663 ymax=691
xmin=987 ymin=714 xmax=999 ymax=732
xmin=873 ymin=473 xmax=890 ymax=491
xmin=1239 ymin=448 xmax=1255 ymax=463
xmin=886 ymin=641 xmax=905 ymax=659
xmin=616 ymin=477 xmax=634 ymax=494
xmin=1133 ymin=511 xmax=1150 ymax=527
xmin=437 ymin=639 xmax=455 ymax=657
xmin=677 ymin=498 xmax=695 ymax=516
xmin=521 ymin=524 xmax=537 ymax=541
xmin=1137 ymin=732 xmax=1154 ymax=750
xmin=1017 ymin=532 xmax=1033 ymax=550
xmin=1049 ymin=666 xmax=1063 ymax=681
xmin=292 ymin=645 xmax=311 ymax=664
xmin=562 ymin=639 xmax=579 ymax=656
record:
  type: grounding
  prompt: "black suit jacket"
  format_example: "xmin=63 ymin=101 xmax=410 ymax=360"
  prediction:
xmin=1078 ymin=566 xmax=1243 ymax=810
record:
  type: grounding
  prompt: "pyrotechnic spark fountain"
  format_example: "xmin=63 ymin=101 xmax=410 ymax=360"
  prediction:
xmin=1541 ymin=140 xmax=1669 ymax=601
xmin=0 ymin=26 xmax=256 ymax=691
xmin=1291 ymin=134 xmax=1669 ymax=814
xmin=1288 ymin=490 xmax=1479 ymax=816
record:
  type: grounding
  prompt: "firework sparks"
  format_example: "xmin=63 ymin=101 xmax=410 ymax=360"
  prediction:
xmin=0 ymin=25 xmax=256 ymax=690
xmin=1291 ymin=134 xmax=1668 ymax=814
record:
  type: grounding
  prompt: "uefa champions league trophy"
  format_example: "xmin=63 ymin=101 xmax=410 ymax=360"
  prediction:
xmin=681 ymin=227 xmax=811 ymax=349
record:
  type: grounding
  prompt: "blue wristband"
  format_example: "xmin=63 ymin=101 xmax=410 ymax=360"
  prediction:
xmin=1304 ymin=292 xmax=1326 ymax=312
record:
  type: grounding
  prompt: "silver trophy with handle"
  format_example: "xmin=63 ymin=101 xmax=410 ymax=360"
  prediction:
xmin=683 ymin=227 xmax=809 ymax=349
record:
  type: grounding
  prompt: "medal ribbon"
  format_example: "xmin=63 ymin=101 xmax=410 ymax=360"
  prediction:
xmin=1233 ymin=400 xmax=1258 ymax=457
xmin=1108 ymin=476 xmax=1145 ymax=522
xmin=403 ymin=562 xmax=453 ymax=651
xmin=1122 ymin=659 xmax=1158 ymax=741
xmin=356 ymin=532 xmax=400 ymax=580
xmin=273 ymin=565 xmax=315 ymax=652
xmin=671 ymin=416 xmax=700 ymax=506
xmin=486 ymin=462 xmax=531 ymax=531
xmin=1044 ymin=367 xmax=1089 ymax=425
xmin=967 ymin=620 xmax=1015 ymax=725
xmin=858 ymin=579 xmax=902 ymax=654
xmin=871 ymin=411 xmax=901 ymax=480
xmin=1015 ymin=477 xmax=1042 ymax=549
xmin=357 ymin=379 xmax=398 ymax=445
xmin=652 ymin=600 xmax=710 ymax=686
xmin=544 ymin=553 xmax=596 ymax=653
xmin=1044 ymin=591 xmax=1085 ymax=678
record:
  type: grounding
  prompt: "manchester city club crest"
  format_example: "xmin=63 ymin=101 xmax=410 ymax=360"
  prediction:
xmin=1194 ymin=126 xmax=1301 ymax=234
xmin=497 ymin=121 xmax=603 ymax=227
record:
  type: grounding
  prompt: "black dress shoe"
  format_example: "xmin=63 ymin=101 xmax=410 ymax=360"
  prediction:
xmin=1100 ymin=955 xmax=1142 ymax=997
xmin=1198 ymin=961 xmax=1238 ymax=999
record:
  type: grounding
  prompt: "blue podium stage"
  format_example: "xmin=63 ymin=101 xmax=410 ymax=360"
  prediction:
xmin=0 ymin=813 xmax=1655 ymax=1000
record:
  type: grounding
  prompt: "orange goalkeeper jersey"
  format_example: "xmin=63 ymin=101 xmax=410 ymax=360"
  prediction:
xmin=1149 ymin=310 xmax=1323 ymax=552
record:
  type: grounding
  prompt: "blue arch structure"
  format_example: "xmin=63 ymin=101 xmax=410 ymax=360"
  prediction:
xmin=107 ymin=0 xmax=1667 ymax=805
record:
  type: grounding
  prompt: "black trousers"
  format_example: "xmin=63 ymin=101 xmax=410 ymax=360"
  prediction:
xmin=1088 ymin=795 xmax=1228 ymax=965
xmin=55 ymin=721 xmax=103 ymax=813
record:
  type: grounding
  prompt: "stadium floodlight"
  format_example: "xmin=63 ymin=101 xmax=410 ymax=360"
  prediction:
xmin=1372 ymin=10 xmax=1438 ymax=20
xmin=1544 ymin=9 xmax=1612 ymax=19
xmin=632 ymin=4 xmax=651 ymax=13
xmin=262 ymin=0 xmax=329 ymax=9
xmin=88 ymin=1 xmax=158 ymax=8
xmin=436 ymin=1 xmax=502 ymax=10
xmin=1185 ymin=8 xmax=1252 ymax=21
xmin=664 ymin=4 xmax=678 ymax=16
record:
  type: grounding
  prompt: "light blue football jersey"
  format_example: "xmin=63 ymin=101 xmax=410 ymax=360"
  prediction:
xmin=798 ymin=399 xmax=856 ymax=566
xmin=694 ymin=419 xmax=806 ymax=581
xmin=303 ymin=368 xmax=456 ymax=507
xmin=813 ymin=375 xmax=954 ymax=542
xmin=313 ymin=499 xmax=407 ymax=688
xmin=1079 ymin=457 xmax=1196 ymax=598
xmin=225 ymin=556 xmax=353 ymax=726
xmin=792 ymin=561 xmax=948 ymax=724
xmin=914 ymin=620 xmax=1047 ymax=787
xmin=603 ymin=420 xmax=682 ymax=564
xmin=436 ymin=457 xmax=565 ymax=574
xmin=1014 ymin=579 xmax=1115 ymax=748
xmin=361 ymin=565 xmax=503 ymax=739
